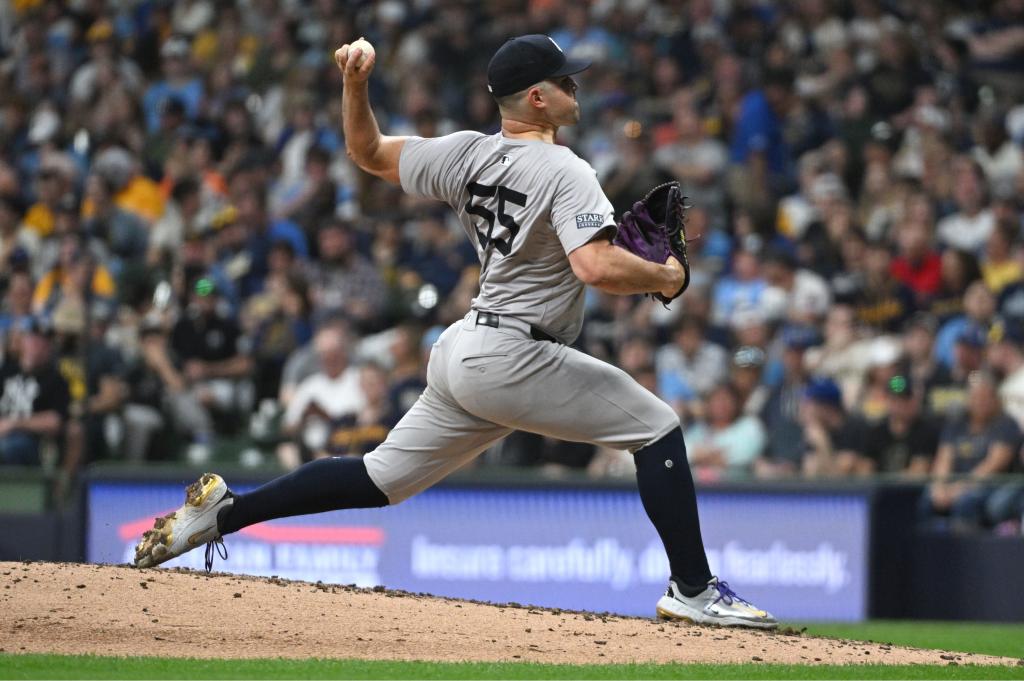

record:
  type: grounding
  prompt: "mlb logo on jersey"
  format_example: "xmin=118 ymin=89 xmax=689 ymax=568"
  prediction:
xmin=499 ymin=155 xmax=511 ymax=166
xmin=575 ymin=213 xmax=605 ymax=229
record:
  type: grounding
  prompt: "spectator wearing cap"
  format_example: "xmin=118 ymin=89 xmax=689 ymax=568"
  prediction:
xmin=68 ymin=19 xmax=144 ymax=105
xmin=924 ymin=371 xmax=1021 ymax=528
xmin=0 ymin=317 xmax=70 ymax=466
xmin=937 ymin=157 xmax=995 ymax=254
xmin=730 ymin=345 xmax=769 ymax=416
xmin=927 ymin=321 xmax=988 ymax=417
xmin=755 ymin=325 xmax=821 ymax=478
xmin=761 ymin=244 xmax=832 ymax=325
xmin=861 ymin=375 xmax=939 ymax=475
xmin=988 ymin=318 xmax=1024 ymax=430
xmin=142 ymin=36 xmax=204 ymax=133
xmin=685 ymin=382 xmax=766 ymax=481
xmin=169 ymin=275 xmax=254 ymax=458
xmin=799 ymin=376 xmax=869 ymax=478
xmin=853 ymin=238 xmax=916 ymax=332
xmin=177 ymin=214 xmax=239 ymax=315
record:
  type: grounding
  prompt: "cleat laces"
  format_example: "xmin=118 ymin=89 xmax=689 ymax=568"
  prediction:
xmin=204 ymin=537 xmax=228 ymax=572
xmin=711 ymin=580 xmax=753 ymax=608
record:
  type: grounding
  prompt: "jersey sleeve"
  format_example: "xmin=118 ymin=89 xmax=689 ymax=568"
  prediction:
xmin=550 ymin=157 xmax=616 ymax=255
xmin=399 ymin=131 xmax=481 ymax=205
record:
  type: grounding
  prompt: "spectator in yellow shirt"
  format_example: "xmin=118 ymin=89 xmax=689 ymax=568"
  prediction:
xmin=23 ymin=165 xmax=73 ymax=238
xmin=32 ymin=235 xmax=116 ymax=314
xmin=980 ymin=220 xmax=1023 ymax=295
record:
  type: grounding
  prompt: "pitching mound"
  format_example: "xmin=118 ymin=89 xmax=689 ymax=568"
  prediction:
xmin=0 ymin=562 xmax=1014 ymax=666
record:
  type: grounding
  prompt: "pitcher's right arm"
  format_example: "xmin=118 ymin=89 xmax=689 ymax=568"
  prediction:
xmin=335 ymin=42 xmax=406 ymax=184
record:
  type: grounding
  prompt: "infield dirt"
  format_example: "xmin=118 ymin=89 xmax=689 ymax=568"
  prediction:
xmin=0 ymin=561 xmax=1016 ymax=666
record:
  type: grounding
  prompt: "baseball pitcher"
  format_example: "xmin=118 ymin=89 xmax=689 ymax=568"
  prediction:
xmin=134 ymin=34 xmax=776 ymax=629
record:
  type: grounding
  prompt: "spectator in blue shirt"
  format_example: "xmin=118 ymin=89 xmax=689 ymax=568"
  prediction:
xmin=711 ymin=245 xmax=767 ymax=328
xmin=729 ymin=67 xmax=795 ymax=214
xmin=141 ymin=37 xmax=204 ymax=133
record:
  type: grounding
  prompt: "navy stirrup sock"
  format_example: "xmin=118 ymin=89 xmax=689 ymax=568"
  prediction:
xmin=217 ymin=456 xmax=389 ymax=535
xmin=633 ymin=427 xmax=712 ymax=594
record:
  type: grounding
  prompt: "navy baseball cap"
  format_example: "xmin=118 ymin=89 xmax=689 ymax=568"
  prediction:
xmin=803 ymin=377 xmax=842 ymax=407
xmin=487 ymin=35 xmax=591 ymax=98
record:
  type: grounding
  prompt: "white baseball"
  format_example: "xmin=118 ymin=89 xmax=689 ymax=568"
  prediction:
xmin=349 ymin=38 xmax=375 ymax=68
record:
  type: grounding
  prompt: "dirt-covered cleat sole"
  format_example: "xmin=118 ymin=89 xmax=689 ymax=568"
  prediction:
xmin=656 ymin=577 xmax=779 ymax=629
xmin=133 ymin=473 xmax=233 ymax=569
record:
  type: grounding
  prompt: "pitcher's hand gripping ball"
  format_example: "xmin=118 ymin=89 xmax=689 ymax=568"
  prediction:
xmin=334 ymin=37 xmax=376 ymax=80
xmin=613 ymin=181 xmax=692 ymax=304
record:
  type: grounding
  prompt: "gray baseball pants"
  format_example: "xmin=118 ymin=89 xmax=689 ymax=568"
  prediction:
xmin=364 ymin=311 xmax=680 ymax=503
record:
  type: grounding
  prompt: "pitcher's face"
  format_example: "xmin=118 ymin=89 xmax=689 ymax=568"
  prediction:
xmin=546 ymin=76 xmax=580 ymax=125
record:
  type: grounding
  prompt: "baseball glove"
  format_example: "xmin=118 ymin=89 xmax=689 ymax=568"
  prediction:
xmin=613 ymin=181 xmax=692 ymax=305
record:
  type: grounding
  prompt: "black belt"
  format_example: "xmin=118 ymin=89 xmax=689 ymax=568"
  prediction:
xmin=475 ymin=311 xmax=561 ymax=344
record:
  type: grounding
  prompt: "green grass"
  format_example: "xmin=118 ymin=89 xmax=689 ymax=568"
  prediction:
xmin=801 ymin=621 xmax=1024 ymax=659
xmin=0 ymin=655 xmax=1022 ymax=680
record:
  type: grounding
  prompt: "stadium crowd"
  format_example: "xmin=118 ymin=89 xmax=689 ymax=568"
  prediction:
xmin=1 ymin=0 xmax=1023 ymax=533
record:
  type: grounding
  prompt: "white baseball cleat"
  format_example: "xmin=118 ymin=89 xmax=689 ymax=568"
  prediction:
xmin=134 ymin=473 xmax=234 ymax=570
xmin=656 ymin=576 xmax=779 ymax=629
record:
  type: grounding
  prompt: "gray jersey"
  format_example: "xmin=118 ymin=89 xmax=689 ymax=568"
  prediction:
xmin=400 ymin=131 xmax=616 ymax=343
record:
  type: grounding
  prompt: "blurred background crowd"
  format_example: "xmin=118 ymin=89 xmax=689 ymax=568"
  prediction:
xmin=1 ymin=0 xmax=1024 ymax=533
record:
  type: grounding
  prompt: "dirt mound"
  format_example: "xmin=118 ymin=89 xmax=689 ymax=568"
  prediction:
xmin=0 ymin=562 xmax=1014 ymax=666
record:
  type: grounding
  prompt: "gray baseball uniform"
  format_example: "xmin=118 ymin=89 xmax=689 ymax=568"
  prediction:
xmin=363 ymin=131 xmax=678 ymax=503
